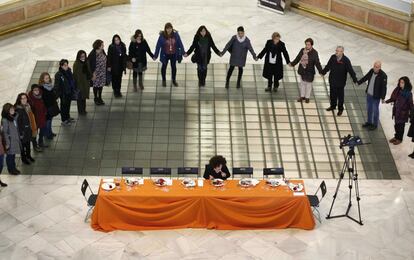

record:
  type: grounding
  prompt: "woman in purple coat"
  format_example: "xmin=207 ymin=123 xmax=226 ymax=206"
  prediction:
xmin=385 ymin=76 xmax=413 ymax=145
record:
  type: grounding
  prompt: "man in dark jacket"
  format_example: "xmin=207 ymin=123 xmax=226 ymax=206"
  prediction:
xmin=357 ymin=61 xmax=387 ymax=130
xmin=321 ymin=46 xmax=357 ymax=116
xmin=289 ymin=38 xmax=323 ymax=103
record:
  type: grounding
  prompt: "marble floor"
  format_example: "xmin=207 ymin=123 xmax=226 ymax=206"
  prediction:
xmin=0 ymin=0 xmax=414 ymax=259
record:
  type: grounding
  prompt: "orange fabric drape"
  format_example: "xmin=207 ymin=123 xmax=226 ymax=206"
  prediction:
xmin=91 ymin=180 xmax=315 ymax=232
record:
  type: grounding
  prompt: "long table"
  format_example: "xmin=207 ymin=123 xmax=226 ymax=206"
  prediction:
xmin=91 ymin=179 xmax=315 ymax=232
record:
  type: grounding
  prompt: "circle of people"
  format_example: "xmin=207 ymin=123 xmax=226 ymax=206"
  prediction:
xmin=0 ymin=23 xmax=413 ymax=187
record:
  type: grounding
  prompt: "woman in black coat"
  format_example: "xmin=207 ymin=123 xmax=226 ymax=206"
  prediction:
xmin=258 ymin=32 xmax=290 ymax=92
xmin=408 ymin=107 xmax=414 ymax=158
xmin=185 ymin=25 xmax=221 ymax=87
xmin=107 ymin=34 xmax=127 ymax=97
xmin=129 ymin=29 xmax=154 ymax=90
xmin=15 ymin=93 xmax=35 ymax=165
xmin=203 ymin=155 xmax=231 ymax=180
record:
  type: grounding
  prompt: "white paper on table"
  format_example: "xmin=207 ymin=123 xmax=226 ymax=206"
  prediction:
xmin=138 ymin=178 xmax=144 ymax=185
xmin=293 ymin=192 xmax=305 ymax=196
xmin=197 ymin=179 xmax=204 ymax=187
xmin=166 ymin=179 xmax=173 ymax=186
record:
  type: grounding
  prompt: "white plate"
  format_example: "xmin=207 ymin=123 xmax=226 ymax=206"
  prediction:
xmin=239 ymin=178 xmax=259 ymax=187
xmin=289 ymin=183 xmax=304 ymax=192
xmin=181 ymin=178 xmax=196 ymax=187
xmin=266 ymin=179 xmax=282 ymax=187
xmin=101 ymin=182 xmax=116 ymax=191
xmin=211 ymin=179 xmax=224 ymax=187
xmin=102 ymin=178 xmax=114 ymax=183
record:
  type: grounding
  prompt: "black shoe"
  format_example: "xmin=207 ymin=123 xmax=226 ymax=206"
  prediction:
xmin=94 ymin=98 xmax=100 ymax=105
xmin=225 ymin=82 xmax=229 ymax=89
xmin=21 ymin=158 xmax=31 ymax=165
xmin=9 ymin=169 xmax=20 ymax=175
xmin=162 ymin=81 xmax=166 ymax=87
xmin=0 ymin=181 xmax=7 ymax=187
xmin=326 ymin=107 xmax=335 ymax=112
xmin=172 ymin=81 xmax=179 ymax=87
xmin=409 ymin=152 xmax=414 ymax=158
xmin=98 ymin=98 xmax=105 ymax=105
xmin=265 ymin=87 xmax=272 ymax=92
xmin=52 ymin=133 xmax=57 ymax=137
xmin=337 ymin=110 xmax=343 ymax=116
xmin=368 ymin=125 xmax=377 ymax=131
xmin=236 ymin=83 xmax=241 ymax=89
xmin=272 ymin=87 xmax=278 ymax=92
xmin=198 ymin=81 xmax=202 ymax=87
xmin=362 ymin=122 xmax=371 ymax=128
xmin=27 ymin=156 xmax=35 ymax=162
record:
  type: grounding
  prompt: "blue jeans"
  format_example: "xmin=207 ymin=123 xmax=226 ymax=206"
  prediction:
xmin=366 ymin=94 xmax=380 ymax=127
xmin=6 ymin=154 xmax=16 ymax=172
xmin=46 ymin=119 xmax=53 ymax=138
xmin=161 ymin=54 xmax=177 ymax=81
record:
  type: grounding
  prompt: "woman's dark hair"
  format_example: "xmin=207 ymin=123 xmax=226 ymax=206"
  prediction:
xmin=31 ymin=84 xmax=41 ymax=92
xmin=237 ymin=26 xmax=244 ymax=32
xmin=1 ymin=103 xmax=14 ymax=118
xmin=92 ymin=39 xmax=104 ymax=50
xmin=112 ymin=34 xmax=123 ymax=45
xmin=76 ymin=50 xmax=87 ymax=61
xmin=399 ymin=76 xmax=413 ymax=92
xmin=15 ymin=93 xmax=29 ymax=107
xmin=196 ymin=25 xmax=211 ymax=37
xmin=209 ymin=155 xmax=227 ymax=168
xmin=305 ymin=38 xmax=314 ymax=46
xmin=134 ymin=29 xmax=145 ymax=40
xmin=59 ymin=59 xmax=68 ymax=67
xmin=163 ymin=22 xmax=174 ymax=38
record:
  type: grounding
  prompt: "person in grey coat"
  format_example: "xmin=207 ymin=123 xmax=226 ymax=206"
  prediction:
xmin=1 ymin=103 xmax=21 ymax=175
xmin=221 ymin=26 xmax=257 ymax=88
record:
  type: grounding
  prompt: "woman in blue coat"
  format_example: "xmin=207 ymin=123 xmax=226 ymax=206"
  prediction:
xmin=154 ymin=23 xmax=185 ymax=87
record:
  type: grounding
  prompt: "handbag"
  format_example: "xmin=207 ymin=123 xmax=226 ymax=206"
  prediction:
xmin=126 ymin=60 xmax=133 ymax=70
xmin=191 ymin=54 xmax=197 ymax=63
xmin=48 ymin=104 xmax=60 ymax=117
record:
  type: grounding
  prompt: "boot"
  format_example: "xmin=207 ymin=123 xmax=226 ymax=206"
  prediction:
xmin=27 ymin=155 xmax=35 ymax=162
xmin=197 ymin=71 xmax=202 ymax=87
xmin=225 ymin=80 xmax=229 ymax=89
xmin=138 ymin=74 xmax=144 ymax=90
xmin=0 ymin=180 xmax=7 ymax=187
xmin=236 ymin=69 xmax=243 ymax=88
xmin=273 ymin=80 xmax=279 ymax=92
xmin=21 ymin=156 xmax=30 ymax=165
xmin=94 ymin=97 xmax=100 ymax=105
xmin=265 ymin=81 xmax=272 ymax=92
xmin=133 ymin=77 xmax=138 ymax=92
xmin=172 ymin=80 xmax=179 ymax=87
xmin=408 ymin=151 xmax=414 ymax=158
xmin=202 ymin=70 xmax=207 ymax=86
xmin=162 ymin=80 xmax=166 ymax=87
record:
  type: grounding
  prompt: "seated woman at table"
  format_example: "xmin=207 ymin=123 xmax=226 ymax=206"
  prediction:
xmin=203 ymin=155 xmax=231 ymax=180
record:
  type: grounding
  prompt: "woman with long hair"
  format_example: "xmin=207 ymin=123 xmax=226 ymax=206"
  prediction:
xmin=15 ymin=93 xmax=36 ymax=164
xmin=185 ymin=25 xmax=221 ymax=87
xmin=386 ymin=76 xmax=413 ymax=145
xmin=89 ymin=39 xmax=107 ymax=105
xmin=39 ymin=72 xmax=59 ymax=139
xmin=129 ymin=29 xmax=154 ymax=90
xmin=1 ymin=103 xmax=21 ymax=175
xmin=107 ymin=34 xmax=127 ymax=97
xmin=154 ymin=22 xmax=185 ymax=87
xmin=73 ymin=50 xmax=92 ymax=114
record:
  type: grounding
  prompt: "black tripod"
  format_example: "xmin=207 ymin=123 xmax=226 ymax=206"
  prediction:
xmin=326 ymin=145 xmax=363 ymax=225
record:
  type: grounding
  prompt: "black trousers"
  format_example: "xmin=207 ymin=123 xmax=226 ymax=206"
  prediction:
xmin=132 ymin=71 xmax=143 ymax=85
xmin=330 ymin=85 xmax=345 ymax=111
xmin=395 ymin=123 xmax=405 ymax=141
xmin=197 ymin=63 xmax=208 ymax=84
xmin=60 ymin=96 xmax=72 ymax=122
xmin=112 ymin=73 xmax=122 ymax=94
xmin=226 ymin=66 xmax=243 ymax=84
xmin=20 ymin=141 xmax=31 ymax=159
xmin=77 ymin=99 xmax=86 ymax=113
xmin=267 ymin=74 xmax=280 ymax=89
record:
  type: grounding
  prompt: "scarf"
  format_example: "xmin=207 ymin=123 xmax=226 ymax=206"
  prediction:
xmin=32 ymin=92 xmax=42 ymax=100
xmin=300 ymin=49 xmax=309 ymax=69
xmin=237 ymin=36 xmax=246 ymax=43
xmin=43 ymin=83 xmax=53 ymax=91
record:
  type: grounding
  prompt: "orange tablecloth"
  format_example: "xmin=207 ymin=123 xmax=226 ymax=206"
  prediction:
xmin=91 ymin=179 xmax=315 ymax=232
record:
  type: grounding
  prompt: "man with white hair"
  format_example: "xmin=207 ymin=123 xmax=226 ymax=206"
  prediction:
xmin=321 ymin=46 xmax=357 ymax=116
xmin=357 ymin=61 xmax=387 ymax=131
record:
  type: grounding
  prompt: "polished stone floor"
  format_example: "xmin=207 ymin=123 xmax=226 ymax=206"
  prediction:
xmin=24 ymin=61 xmax=398 ymax=179
xmin=0 ymin=0 xmax=413 ymax=259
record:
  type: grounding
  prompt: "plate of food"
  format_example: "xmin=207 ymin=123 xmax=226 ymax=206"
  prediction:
xmin=239 ymin=178 xmax=259 ymax=188
xmin=181 ymin=178 xmax=196 ymax=188
xmin=154 ymin=178 xmax=168 ymax=187
xmin=211 ymin=179 xmax=225 ymax=187
xmin=289 ymin=183 xmax=304 ymax=192
xmin=101 ymin=182 xmax=116 ymax=191
xmin=125 ymin=177 xmax=143 ymax=186
xmin=265 ymin=179 xmax=282 ymax=187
